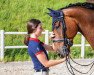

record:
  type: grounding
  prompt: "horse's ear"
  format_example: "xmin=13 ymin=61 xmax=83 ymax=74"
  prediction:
xmin=47 ymin=8 xmax=55 ymax=17
xmin=47 ymin=8 xmax=54 ymax=12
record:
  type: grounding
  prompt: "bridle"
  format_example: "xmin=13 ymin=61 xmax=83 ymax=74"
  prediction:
xmin=48 ymin=8 xmax=94 ymax=75
xmin=52 ymin=10 xmax=73 ymax=46
xmin=50 ymin=8 xmax=73 ymax=57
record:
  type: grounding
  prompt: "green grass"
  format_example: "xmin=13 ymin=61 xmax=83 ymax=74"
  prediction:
xmin=4 ymin=48 xmax=31 ymax=62
xmin=1 ymin=0 xmax=93 ymax=62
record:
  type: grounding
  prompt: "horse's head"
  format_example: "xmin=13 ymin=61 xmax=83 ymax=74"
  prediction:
xmin=48 ymin=8 xmax=78 ymax=57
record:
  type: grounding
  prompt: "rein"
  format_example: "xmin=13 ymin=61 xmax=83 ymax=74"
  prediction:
xmin=66 ymin=56 xmax=94 ymax=75
xmin=47 ymin=8 xmax=94 ymax=75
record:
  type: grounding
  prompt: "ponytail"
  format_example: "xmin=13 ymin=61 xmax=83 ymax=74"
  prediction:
xmin=24 ymin=34 xmax=30 ymax=46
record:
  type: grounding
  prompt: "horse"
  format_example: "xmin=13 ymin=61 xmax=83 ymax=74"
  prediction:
xmin=47 ymin=2 xmax=94 ymax=57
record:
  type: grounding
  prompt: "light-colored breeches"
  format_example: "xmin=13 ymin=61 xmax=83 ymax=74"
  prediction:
xmin=34 ymin=71 xmax=49 ymax=75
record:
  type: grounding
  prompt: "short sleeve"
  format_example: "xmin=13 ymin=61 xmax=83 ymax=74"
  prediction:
xmin=32 ymin=44 xmax=43 ymax=55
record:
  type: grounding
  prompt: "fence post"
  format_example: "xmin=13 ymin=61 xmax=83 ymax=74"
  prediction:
xmin=0 ymin=30 xmax=4 ymax=61
xmin=81 ymin=35 xmax=85 ymax=58
xmin=45 ymin=30 xmax=49 ymax=45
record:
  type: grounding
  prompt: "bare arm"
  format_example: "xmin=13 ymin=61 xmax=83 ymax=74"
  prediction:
xmin=36 ymin=51 xmax=66 ymax=67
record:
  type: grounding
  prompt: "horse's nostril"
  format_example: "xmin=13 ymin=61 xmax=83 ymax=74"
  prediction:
xmin=50 ymin=33 xmax=55 ymax=39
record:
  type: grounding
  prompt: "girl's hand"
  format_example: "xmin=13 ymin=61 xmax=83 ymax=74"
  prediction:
xmin=61 ymin=57 xmax=67 ymax=62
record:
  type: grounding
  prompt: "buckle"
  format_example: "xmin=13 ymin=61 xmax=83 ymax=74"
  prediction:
xmin=36 ymin=69 xmax=49 ymax=72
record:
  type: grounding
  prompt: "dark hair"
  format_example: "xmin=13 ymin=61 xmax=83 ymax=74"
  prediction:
xmin=24 ymin=19 xmax=41 ymax=46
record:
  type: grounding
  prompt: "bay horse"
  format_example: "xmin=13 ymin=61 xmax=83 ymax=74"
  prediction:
xmin=48 ymin=2 xmax=94 ymax=57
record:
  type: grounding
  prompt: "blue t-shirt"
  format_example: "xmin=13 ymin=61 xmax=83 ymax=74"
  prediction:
xmin=28 ymin=38 xmax=49 ymax=70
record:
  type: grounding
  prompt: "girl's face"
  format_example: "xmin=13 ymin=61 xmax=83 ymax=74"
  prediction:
xmin=35 ymin=23 xmax=43 ymax=37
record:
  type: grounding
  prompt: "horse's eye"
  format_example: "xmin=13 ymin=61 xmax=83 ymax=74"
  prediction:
xmin=55 ymin=21 xmax=59 ymax=25
xmin=54 ymin=21 xmax=60 ymax=29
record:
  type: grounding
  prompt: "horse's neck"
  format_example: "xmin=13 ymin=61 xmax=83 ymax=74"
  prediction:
xmin=64 ymin=7 xmax=94 ymax=49
xmin=76 ymin=8 xmax=94 ymax=49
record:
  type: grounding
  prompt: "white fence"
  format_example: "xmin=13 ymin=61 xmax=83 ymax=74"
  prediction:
xmin=0 ymin=30 xmax=90 ymax=61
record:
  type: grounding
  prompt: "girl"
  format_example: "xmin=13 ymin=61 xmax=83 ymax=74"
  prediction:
xmin=24 ymin=19 xmax=66 ymax=75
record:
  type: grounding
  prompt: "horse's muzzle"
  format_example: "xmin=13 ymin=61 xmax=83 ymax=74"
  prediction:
xmin=57 ymin=46 xmax=70 ymax=58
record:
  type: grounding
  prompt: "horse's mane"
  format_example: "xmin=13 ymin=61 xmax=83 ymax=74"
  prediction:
xmin=59 ymin=2 xmax=94 ymax=10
